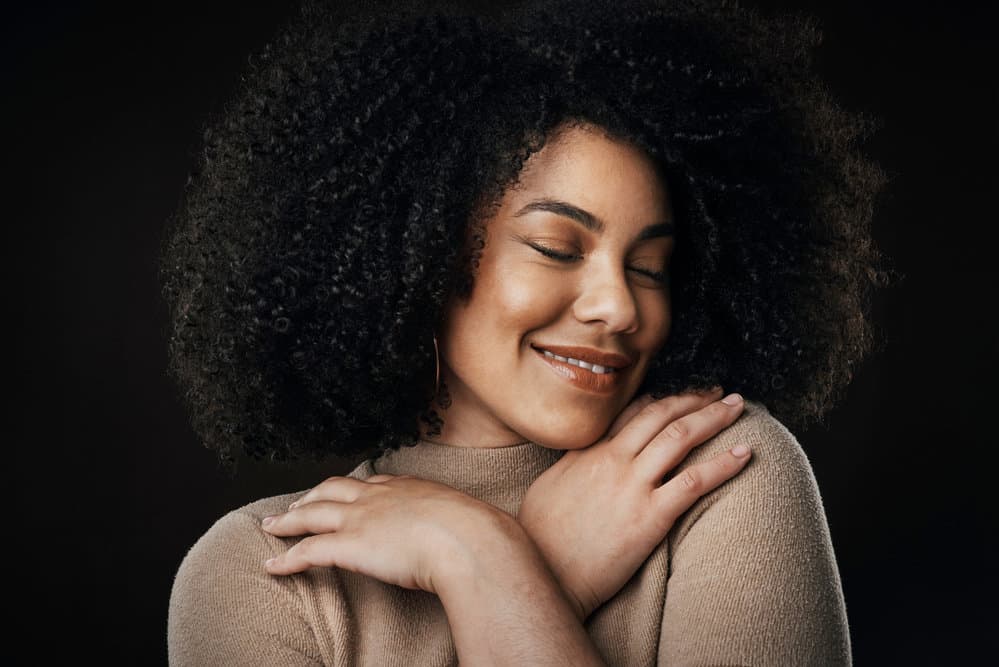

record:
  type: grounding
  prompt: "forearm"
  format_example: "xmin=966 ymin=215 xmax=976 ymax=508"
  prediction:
xmin=517 ymin=529 xmax=592 ymax=622
xmin=435 ymin=512 xmax=605 ymax=666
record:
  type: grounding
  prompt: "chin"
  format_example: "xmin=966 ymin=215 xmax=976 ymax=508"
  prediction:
xmin=522 ymin=418 xmax=612 ymax=451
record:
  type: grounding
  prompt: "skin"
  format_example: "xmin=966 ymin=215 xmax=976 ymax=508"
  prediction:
xmin=433 ymin=122 xmax=675 ymax=450
xmin=261 ymin=123 xmax=754 ymax=664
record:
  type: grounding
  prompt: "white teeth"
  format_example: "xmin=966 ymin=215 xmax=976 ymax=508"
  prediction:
xmin=540 ymin=349 xmax=614 ymax=374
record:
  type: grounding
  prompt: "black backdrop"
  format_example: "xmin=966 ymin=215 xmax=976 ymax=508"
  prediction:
xmin=8 ymin=0 xmax=997 ymax=663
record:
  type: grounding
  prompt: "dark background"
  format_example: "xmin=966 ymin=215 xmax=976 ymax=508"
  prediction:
xmin=9 ymin=0 xmax=997 ymax=663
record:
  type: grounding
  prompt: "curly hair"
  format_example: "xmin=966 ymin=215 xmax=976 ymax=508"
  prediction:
xmin=159 ymin=0 xmax=887 ymax=469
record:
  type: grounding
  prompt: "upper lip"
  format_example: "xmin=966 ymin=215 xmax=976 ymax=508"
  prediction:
xmin=530 ymin=344 xmax=635 ymax=370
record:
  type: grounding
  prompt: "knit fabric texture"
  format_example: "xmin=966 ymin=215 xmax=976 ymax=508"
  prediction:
xmin=168 ymin=401 xmax=852 ymax=665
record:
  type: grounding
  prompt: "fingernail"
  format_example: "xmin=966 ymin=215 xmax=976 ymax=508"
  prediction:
xmin=288 ymin=501 xmax=299 ymax=510
xmin=731 ymin=444 xmax=750 ymax=457
xmin=265 ymin=558 xmax=276 ymax=567
xmin=721 ymin=393 xmax=743 ymax=406
xmin=262 ymin=516 xmax=275 ymax=527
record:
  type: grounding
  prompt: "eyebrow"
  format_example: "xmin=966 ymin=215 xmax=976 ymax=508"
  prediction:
xmin=513 ymin=197 xmax=674 ymax=239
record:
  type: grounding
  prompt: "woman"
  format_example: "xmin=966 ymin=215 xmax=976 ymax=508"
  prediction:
xmin=163 ymin=0 xmax=883 ymax=664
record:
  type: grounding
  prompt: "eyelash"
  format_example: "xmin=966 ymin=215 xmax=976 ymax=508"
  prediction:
xmin=529 ymin=243 xmax=669 ymax=285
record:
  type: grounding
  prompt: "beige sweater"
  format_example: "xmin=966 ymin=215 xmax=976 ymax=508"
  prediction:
xmin=168 ymin=401 xmax=851 ymax=665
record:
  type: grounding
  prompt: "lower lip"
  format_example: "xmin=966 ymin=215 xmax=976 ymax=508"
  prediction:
xmin=533 ymin=348 xmax=624 ymax=394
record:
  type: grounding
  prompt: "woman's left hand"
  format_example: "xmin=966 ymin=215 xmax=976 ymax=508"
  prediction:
xmin=517 ymin=389 xmax=751 ymax=620
xmin=260 ymin=474 xmax=515 ymax=595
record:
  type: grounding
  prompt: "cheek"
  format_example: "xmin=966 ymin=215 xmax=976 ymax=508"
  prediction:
xmin=490 ymin=262 xmax=568 ymax=331
xmin=443 ymin=262 xmax=568 ymax=360
xmin=635 ymin=294 xmax=673 ymax=375
xmin=639 ymin=291 xmax=672 ymax=350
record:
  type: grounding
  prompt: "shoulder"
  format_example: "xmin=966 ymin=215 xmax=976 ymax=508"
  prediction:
xmin=176 ymin=457 xmax=379 ymax=573
xmin=167 ymin=492 xmax=312 ymax=662
xmin=675 ymin=399 xmax=813 ymax=481
xmin=169 ymin=492 xmax=304 ymax=613
xmin=187 ymin=490 xmax=302 ymax=561
xmin=660 ymin=402 xmax=851 ymax=665
xmin=168 ymin=458 xmax=378 ymax=664
xmin=660 ymin=400 xmax=852 ymax=663
xmin=667 ymin=399 xmax=827 ymax=541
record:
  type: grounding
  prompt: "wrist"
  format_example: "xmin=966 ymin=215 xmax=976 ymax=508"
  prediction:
xmin=434 ymin=507 xmax=537 ymax=600
xmin=515 ymin=520 xmax=593 ymax=621
xmin=435 ymin=507 xmax=587 ymax=621
xmin=434 ymin=509 xmax=605 ymax=666
xmin=436 ymin=513 xmax=604 ymax=665
xmin=546 ymin=562 xmax=592 ymax=622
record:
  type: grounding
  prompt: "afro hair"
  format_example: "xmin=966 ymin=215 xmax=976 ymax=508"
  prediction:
xmin=159 ymin=0 xmax=887 ymax=469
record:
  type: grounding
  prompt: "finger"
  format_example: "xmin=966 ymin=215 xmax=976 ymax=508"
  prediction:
xmin=635 ymin=393 xmax=746 ymax=482
xmin=290 ymin=475 xmax=375 ymax=509
xmin=607 ymin=386 xmax=725 ymax=439
xmin=604 ymin=393 xmax=655 ymax=439
xmin=265 ymin=532 xmax=350 ymax=575
xmin=262 ymin=500 xmax=347 ymax=536
xmin=611 ymin=387 xmax=725 ymax=458
xmin=653 ymin=444 xmax=752 ymax=518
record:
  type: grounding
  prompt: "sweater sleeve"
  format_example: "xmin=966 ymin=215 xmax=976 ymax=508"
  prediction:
xmin=658 ymin=402 xmax=852 ymax=666
xmin=167 ymin=508 xmax=325 ymax=666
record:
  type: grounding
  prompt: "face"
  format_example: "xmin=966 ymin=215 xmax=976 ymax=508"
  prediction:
xmin=433 ymin=124 xmax=674 ymax=449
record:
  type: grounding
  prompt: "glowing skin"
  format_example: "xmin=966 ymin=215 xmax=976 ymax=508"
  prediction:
xmin=429 ymin=123 xmax=674 ymax=450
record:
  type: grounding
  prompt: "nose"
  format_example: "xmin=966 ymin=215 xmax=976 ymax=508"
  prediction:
xmin=571 ymin=262 xmax=640 ymax=334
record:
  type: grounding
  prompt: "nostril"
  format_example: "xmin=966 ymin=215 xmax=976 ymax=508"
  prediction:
xmin=572 ymin=283 xmax=640 ymax=333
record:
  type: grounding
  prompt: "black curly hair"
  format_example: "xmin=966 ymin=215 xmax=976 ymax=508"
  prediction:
xmin=159 ymin=0 xmax=887 ymax=469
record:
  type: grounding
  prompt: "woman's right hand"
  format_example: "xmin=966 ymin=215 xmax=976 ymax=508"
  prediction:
xmin=516 ymin=388 xmax=752 ymax=620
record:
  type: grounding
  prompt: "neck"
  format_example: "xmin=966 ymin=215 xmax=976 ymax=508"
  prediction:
xmin=373 ymin=438 xmax=564 ymax=516
xmin=418 ymin=420 xmax=532 ymax=449
xmin=419 ymin=393 xmax=531 ymax=449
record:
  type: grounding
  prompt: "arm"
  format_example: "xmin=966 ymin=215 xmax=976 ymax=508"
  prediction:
xmin=435 ymin=511 xmax=606 ymax=666
xmin=263 ymin=474 xmax=605 ymax=666
xmin=168 ymin=511 xmax=325 ymax=666
xmin=659 ymin=403 xmax=852 ymax=665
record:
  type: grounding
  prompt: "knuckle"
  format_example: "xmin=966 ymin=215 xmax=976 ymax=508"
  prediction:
xmin=316 ymin=476 xmax=350 ymax=494
xmin=320 ymin=475 xmax=343 ymax=494
xmin=696 ymin=387 xmax=723 ymax=404
xmin=678 ymin=468 xmax=701 ymax=492
xmin=294 ymin=536 xmax=320 ymax=561
xmin=708 ymin=400 xmax=732 ymax=419
xmin=665 ymin=419 xmax=688 ymax=440
xmin=713 ymin=454 xmax=739 ymax=475
xmin=646 ymin=396 xmax=681 ymax=420
xmin=632 ymin=394 xmax=656 ymax=411
xmin=282 ymin=544 xmax=302 ymax=565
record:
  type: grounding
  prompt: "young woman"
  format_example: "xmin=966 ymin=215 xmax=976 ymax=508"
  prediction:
xmin=162 ymin=0 xmax=884 ymax=664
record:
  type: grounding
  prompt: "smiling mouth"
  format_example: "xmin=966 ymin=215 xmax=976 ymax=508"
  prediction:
xmin=530 ymin=343 xmax=633 ymax=370
xmin=529 ymin=344 xmax=634 ymax=393
xmin=537 ymin=349 xmax=615 ymax=374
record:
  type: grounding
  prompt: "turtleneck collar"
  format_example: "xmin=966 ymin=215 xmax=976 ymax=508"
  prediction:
xmin=371 ymin=439 xmax=565 ymax=516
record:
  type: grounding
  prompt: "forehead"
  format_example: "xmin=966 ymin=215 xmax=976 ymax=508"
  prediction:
xmin=508 ymin=125 xmax=671 ymax=221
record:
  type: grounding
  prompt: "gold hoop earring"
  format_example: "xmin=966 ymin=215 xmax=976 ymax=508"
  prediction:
xmin=432 ymin=334 xmax=440 ymax=396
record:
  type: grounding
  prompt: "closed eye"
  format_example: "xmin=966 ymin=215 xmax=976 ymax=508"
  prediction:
xmin=631 ymin=267 xmax=669 ymax=285
xmin=530 ymin=243 xmax=669 ymax=286
xmin=529 ymin=243 xmax=580 ymax=262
